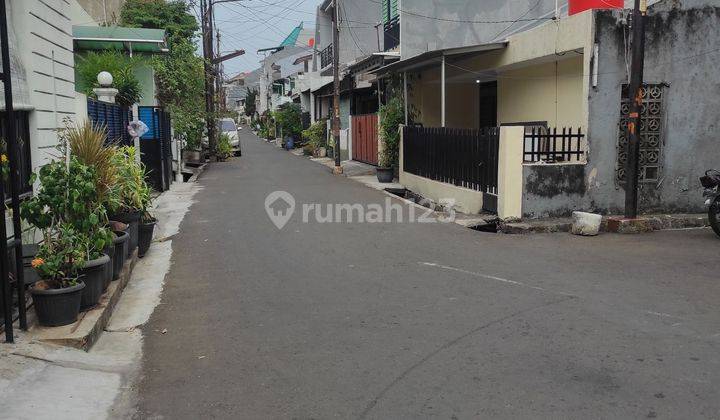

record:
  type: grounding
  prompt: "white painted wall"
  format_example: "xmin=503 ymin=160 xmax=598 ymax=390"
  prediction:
xmin=8 ymin=0 xmax=93 ymax=173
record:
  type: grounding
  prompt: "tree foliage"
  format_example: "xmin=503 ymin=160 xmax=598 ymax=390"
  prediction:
xmin=120 ymin=0 xmax=206 ymax=150
xmin=120 ymin=0 xmax=198 ymax=46
xmin=244 ymin=88 xmax=258 ymax=117
xmin=76 ymin=51 xmax=142 ymax=107
xmin=273 ymin=103 xmax=302 ymax=138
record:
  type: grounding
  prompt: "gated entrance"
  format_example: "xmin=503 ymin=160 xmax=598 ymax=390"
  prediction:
xmin=351 ymin=113 xmax=378 ymax=165
xmin=87 ymin=98 xmax=132 ymax=145
xmin=403 ymin=126 xmax=500 ymax=213
xmin=138 ymin=106 xmax=172 ymax=192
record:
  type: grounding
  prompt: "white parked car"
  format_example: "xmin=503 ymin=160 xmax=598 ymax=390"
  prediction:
xmin=219 ymin=118 xmax=241 ymax=156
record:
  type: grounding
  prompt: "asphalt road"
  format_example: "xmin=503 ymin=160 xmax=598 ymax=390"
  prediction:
xmin=135 ymin=130 xmax=720 ymax=419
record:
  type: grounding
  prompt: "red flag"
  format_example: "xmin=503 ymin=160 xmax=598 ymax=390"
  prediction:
xmin=568 ymin=0 xmax=623 ymax=15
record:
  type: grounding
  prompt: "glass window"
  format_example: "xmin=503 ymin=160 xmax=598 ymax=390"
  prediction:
xmin=219 ymin=120 xmax=236 ymax=132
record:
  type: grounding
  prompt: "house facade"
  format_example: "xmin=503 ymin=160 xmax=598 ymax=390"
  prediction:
xmin=375 ymin=0 xmax=715 ymax=218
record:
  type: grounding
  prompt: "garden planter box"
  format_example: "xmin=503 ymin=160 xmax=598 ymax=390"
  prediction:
xmin=111 ymin=211 xmax=141 ymax=253
xmin=376 ymin=167 xmax=394 ymax=183
xmin=79 ymin=254 xmax=110 ymax=310
xmin=112 ymin=230 xmax=129 ymax=278
xmin=31 ymin=282 xmax=85 ymax=327
xmin=183 ymin=150 xmax=202 ymax=163
xmin=138 ymin=218 xmax=156 ymax=258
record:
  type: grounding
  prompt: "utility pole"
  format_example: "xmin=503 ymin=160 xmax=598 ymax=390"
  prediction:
xmin=331 ymin=0 xmax=343 ymax=174
xmin=201 ymin=0 xmax=217 ymax=162
xmin=624 ymin=0 xmax=647 ymax=218
xmin=216 ymin=28 xmax=223 ymax=112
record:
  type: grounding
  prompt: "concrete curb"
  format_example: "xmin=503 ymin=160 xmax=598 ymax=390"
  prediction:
xmin=500 ymin=213 xmax=709 ymax=235
xmin=187 ymin=163 xmax=207 ymax=183
xmin=27 ymin=250 xmax=139 ymax=351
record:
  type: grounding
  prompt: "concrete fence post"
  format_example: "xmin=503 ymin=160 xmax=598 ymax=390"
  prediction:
xmin=398 ymin=124 xmax=404 ymax=175
xmin=497 ymin=126 xmax=525 ymax=219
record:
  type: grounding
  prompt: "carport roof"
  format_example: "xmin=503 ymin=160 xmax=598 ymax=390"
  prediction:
xmin=372 ymin=42 xmax=507 ymax=76
xmin=73 ymin=26 xmax=167 ymax=53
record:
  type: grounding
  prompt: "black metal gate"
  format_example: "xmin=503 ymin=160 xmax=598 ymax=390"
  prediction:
xmin=86 ymin=98 xmax=132 ymax=145
xmin=403 ymin=126 xmax=500 ymax=212
xmin=138 ymin=106 xmax=172 ymax=192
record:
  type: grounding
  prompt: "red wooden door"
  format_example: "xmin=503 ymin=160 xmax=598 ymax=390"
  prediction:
xmin=351 ymin=114 xmax=378 ymax=165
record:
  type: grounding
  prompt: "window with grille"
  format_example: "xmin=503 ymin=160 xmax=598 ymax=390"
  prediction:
xmin=0 ymin=111 xmax=33 ymax=199
xmin=616 ymin=84 xmax=665 ymax=183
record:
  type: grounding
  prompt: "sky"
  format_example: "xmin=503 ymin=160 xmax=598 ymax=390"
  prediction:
xmin=195 ymin=0 xmax=322 ymax=80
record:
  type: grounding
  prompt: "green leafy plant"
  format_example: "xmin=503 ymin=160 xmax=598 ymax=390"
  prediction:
xmin=379 ymin=96 xmax=404 ymax=168
xmin=121 ymin=1 xmax=205 ymax=151
xmin=21 ymin=157 xmax=113 ymax=271
xmin=244 ymin=88 xmax=258 ymax=117
xmin=110 ymin=146 xmax=151 ymax=213
xmin=217 ymin=132 xmax=233 ymax=161
xmin=273 ymin=103 xmax=302 ymax=138
xmin=31 ymin=223 xmax=88 ymax=288
xmin=63 ymin=121 xmax=119 ymax=211
xmin=302 ymin=119 xmax=327 ymax=150
xmin=76 ymin=51 xmax=142 ymax=106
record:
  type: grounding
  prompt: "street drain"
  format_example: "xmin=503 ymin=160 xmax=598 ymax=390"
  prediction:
xmin=469 ymin=221 xmax=499 ymax=233
xmin=384 ymin=187 xmax=409 ymax=198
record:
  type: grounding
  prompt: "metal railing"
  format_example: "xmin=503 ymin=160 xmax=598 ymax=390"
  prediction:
xmin=523 ymin=127 xmax=586 ymax=163
xmin=403 ymin=126 xmax=500 ymax=193
xmin=320 ymin=44 xmax=333 ymax=69
xmin=384 ymin=16 xmax=400 ymax=51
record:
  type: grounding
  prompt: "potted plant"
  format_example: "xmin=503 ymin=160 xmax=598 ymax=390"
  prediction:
xmin=112 ymin=230 xmax=129 ymax=277
xmin=302 ymin=120 xmax=327 ymax=158
xmin=28 ymin=224 xmax=87 ymax=326
xmin=22 ymin=156 xmax=114 ymax=310
xmin=66 ymin=121 xmax=118 ymax=289
xmin=109 ymin=146 xmax=150 ymax=254
xmin=377 ymin=96 xmax=404 ymax=183
xmin=138 ymin=213 xmax=156 ymax=258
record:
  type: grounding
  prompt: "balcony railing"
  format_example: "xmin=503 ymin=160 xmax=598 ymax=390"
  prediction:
xmin=384 ymin=16 xmax=399 ymax=51
xmin=320 ymin=44 xmax=333 ymax=69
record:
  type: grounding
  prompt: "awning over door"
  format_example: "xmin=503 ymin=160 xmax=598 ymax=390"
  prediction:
xmin=73 ymin=26 xmax=168 ymax=53
xmin=372 ymin=42 xmax=507 ymax=76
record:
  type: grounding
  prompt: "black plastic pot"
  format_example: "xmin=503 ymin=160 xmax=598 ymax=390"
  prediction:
xmin=79 ymin=254 xmax=110 ymax=310
xmin=112 ymin=230 xmax=129 ymax=278
xmin=138 ymin=218 xmax=156 ymax=258
xmin=376 ymin=167 xmax=394 ymax=183
xmin=103 ymin=244 xmax=115 ymax=291
xmin=111 ymin=211 xmax=141 ymax=253
xmin=31 ymin=282 xmax=85 ymax=327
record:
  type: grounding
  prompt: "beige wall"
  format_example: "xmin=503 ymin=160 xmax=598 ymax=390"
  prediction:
xmin=409 ymin=11 xmax=594 ymax=131
xmin=413 ymin=66 xmax=480 ymax=129
xmin=498 ymin=56 xmax=584 ymax=128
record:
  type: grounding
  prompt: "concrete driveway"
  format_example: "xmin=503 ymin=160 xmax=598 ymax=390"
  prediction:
xmin=134 ymin=131 xmax=720 ymax=419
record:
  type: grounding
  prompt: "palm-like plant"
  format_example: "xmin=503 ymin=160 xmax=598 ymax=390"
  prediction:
xmin=64 ymin=121 xmax=119 ymax=211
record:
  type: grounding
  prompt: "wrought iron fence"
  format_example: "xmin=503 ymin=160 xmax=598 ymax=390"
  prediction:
xmin=138 ymin=106 xmax=173 ymax=192
xmin=87 ymin=98 xmax=132 ymax=145
xmin=403 ymin=126 xmax=500 ymax=193
xmin=384 ymin=16 xmax=400 ymax=51
xmin=523 ymin=127 xmax=585 ymax=163
xmin=320 ymin=44 xmax=333 ymax=69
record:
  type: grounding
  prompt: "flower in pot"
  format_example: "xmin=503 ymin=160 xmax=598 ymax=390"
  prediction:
xmin=22 ymin=157 xmax=114 ymax=311
xmin=377 ymin=96 xmax=403 ymax=183
xmin=109 ymin=146 xmax=151 ymax=254
xmin=28 ymin=224 xmax=87 ymax=327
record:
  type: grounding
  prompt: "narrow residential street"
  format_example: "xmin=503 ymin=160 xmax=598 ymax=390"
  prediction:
xmin=134 ymin=130 xmax=720 ymax=419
